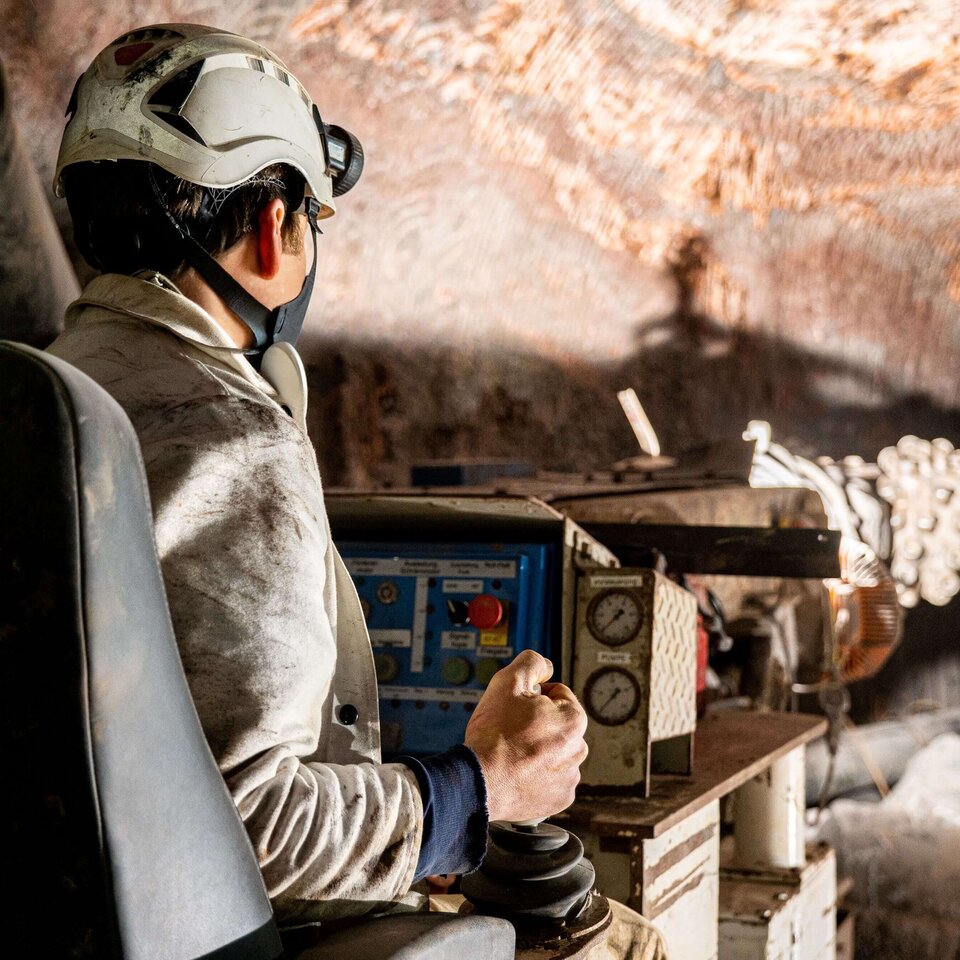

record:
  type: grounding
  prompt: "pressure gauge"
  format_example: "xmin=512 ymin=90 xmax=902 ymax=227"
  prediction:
xmin=586 ymin=589 xmax=643 ymax=646
xmin=583 ymin=668 xmax=641 ymax=726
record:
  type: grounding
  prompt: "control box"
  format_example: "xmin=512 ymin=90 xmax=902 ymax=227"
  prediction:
xmin=327 ymin=493 xmax=618 ymax=758
xmin=340 ymin=541 xmax=556 ymax=756
xmin=574 ymin=568 xmax=698 ymax=794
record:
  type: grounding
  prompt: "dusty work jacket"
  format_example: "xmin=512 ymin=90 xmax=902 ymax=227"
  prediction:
xmin=48 ymin=272 xmax=424 ymax=925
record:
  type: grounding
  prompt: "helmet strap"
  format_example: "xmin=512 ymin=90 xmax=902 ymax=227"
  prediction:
xmin=149 ymin=168 xmax=320 ymax=370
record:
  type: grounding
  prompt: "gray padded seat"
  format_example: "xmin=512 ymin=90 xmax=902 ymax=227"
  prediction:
xmin=0 ymin=341 xmax=514 ymax=960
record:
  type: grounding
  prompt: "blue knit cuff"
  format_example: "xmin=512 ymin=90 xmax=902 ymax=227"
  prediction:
xmin=398 ymin=744 xmax=489 ymax=881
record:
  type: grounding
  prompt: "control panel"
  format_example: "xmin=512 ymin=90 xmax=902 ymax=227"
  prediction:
xmin=340 ymin=541 xmax=557 ymax=756
xmin=574 ymin=568 xmax=698 ymax=794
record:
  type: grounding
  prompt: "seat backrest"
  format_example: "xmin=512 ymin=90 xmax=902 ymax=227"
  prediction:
xmin=0 ymin=342 xmax=283 ymax=960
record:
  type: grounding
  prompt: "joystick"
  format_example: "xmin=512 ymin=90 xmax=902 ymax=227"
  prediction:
xmin=462 ymin=821 xmax=594 ymax=919
xmin=462 ymin=821 xmax=611 ymax=958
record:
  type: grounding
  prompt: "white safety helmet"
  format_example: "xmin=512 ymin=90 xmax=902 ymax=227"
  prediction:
xmin=55 ymin=24 xmax=364 ymax=366
xmin=55 ymin=23 xmax=362 ymax=216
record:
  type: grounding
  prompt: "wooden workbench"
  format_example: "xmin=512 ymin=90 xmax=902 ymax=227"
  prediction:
xmin=554 ymin=710 xmax=828 ymax=960
xmin=557 ymin=710 xmax=827 ymax=839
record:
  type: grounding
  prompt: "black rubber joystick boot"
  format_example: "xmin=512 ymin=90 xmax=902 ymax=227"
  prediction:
xmin=461 ymin=820 xmax=596 ymax=920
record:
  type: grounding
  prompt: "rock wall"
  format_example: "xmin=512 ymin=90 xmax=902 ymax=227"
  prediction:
xmin=3 ymin=0 xmax=960 ymax=486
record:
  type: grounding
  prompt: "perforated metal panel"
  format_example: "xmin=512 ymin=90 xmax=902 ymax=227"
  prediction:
xmin=650 ymin=577 xmax=698 ymax=740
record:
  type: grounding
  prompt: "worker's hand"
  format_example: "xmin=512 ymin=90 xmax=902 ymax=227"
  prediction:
xmin=464 ymin=649 xmax=588 ymax=823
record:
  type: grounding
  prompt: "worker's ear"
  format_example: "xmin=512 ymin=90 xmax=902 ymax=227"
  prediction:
xmin=256 ymin=198 xmax=286 ymax=280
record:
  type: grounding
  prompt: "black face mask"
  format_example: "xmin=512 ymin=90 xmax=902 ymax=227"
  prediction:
xmin=149 ymin=167 xmax=321 ymax=370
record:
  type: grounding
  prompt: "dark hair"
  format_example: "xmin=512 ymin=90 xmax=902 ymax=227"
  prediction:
xmin=62 ymin=160 xmax=304 ymax=276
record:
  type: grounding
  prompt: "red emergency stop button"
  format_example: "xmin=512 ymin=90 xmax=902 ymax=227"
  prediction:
xmin=468 ymin=594 xmax=504 ymax=630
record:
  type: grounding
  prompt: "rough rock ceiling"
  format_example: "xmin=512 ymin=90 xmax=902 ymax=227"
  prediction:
xmin=3 ymin=0 xmax=959 ymax=478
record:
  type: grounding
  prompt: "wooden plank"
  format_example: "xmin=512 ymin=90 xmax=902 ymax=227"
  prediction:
xmin=638 ymin=801 xmax=720 ymax=960
xmin=580 ymin=804 xmax=721 ymax=960
xmin=579 ymin=524 xmax=842 ymax=578
xmin=555 ymin=711 xmax=827 ymax=839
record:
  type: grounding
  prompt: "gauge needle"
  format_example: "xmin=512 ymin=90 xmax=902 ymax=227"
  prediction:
xmin=600 ymin=608 xmax=625 ymax=632
xmin=600 ymin=686 xmax=624 ymax=713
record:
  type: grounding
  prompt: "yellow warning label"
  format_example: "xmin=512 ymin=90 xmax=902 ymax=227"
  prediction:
xmin=480 ymin=629 xmax=509 ymax=647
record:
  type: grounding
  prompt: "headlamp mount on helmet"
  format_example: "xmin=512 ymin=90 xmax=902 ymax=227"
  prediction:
xmin=317 ymin=111 xmax=364 ymax=198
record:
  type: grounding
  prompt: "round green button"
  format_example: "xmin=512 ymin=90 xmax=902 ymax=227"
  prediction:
xmin=442 ymin=656 xmax=473 ymax=686
xmin=374 ymin=652 xmax=400 ymax=683
xmin=475 ymin=658 xmax=501 ymax=686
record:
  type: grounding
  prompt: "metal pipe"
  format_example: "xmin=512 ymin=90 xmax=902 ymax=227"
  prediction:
xmin=805 ymin=707 xmax=960 ymax=803
xmin=734 ymin=745 xmax=807 ymax=869
xmin=0 ymin=60 xmax=78 ymax=347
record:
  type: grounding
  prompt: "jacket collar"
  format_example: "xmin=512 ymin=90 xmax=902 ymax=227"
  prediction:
xmin=66 ymin=272 xmax=270 ymax=392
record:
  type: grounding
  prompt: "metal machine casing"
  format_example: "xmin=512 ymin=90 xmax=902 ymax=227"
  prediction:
xmin=575 ymin=568 xmax=698 ymax=794
xmin=326 ymin=493 xmax=618 ymax=757
xmin=718 ymin=842 xmax=837 ymax=960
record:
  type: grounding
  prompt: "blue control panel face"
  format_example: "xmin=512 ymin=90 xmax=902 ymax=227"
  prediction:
xmin=339 ymin=541 xmax=556 ymax=757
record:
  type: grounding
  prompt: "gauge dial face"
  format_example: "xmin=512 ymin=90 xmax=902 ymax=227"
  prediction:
xmin=586 ymin=590 xmax=643 ymax=646
xmin=583 ymin=668 xmax=641 ymax=726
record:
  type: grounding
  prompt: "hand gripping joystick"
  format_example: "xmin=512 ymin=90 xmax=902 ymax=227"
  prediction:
xmin=460 ymin=682 xmax=611 ymax=956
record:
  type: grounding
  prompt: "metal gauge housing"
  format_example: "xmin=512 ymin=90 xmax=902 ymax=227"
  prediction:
xmin=583 ymin=667 xmax=641 ymax=726
xmin=585 ymin=589 xmax=643 ymax=646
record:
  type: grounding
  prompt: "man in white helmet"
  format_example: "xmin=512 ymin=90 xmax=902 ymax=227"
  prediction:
xmin=47 ymin=24 xmax=664 ymax=959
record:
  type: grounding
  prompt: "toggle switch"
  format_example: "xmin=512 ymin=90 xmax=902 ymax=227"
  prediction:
xmin=446 ymin=599 xmax=470 ymax=625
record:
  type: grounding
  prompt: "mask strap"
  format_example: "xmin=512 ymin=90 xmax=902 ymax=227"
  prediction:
xmin=149 ymin=168 xmax=320 ymax=370
xmin=257 ymin=201 xmax=320 ymax=360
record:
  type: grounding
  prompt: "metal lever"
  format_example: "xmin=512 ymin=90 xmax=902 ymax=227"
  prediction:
xmin=512 ymin=682 xmax=543 ymax=831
